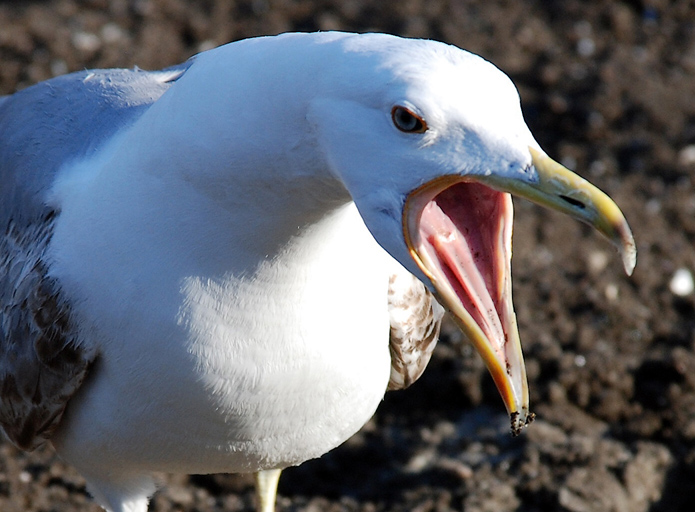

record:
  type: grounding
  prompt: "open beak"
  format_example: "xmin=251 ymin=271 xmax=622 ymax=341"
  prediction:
xmin=403 ymin=147 xmax=635 ymax=436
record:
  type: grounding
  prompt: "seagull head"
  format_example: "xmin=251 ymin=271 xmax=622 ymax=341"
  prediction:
xmin=308 ymin=33 xmax=635 ymax=434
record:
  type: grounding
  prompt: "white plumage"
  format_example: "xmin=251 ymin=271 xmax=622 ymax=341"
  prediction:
xmin=0 ymin=32 xmax=634 ymax=512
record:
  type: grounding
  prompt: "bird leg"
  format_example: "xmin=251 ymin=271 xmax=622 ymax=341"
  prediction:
xmin=254 ymin=468 xmax=282 ymax=512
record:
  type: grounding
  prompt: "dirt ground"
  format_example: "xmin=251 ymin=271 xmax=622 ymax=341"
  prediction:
xmin=1 ymin=0 xmax=695 ymax=511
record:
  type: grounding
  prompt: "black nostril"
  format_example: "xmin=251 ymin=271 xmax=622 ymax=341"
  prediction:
xmin=559 ymin=195 xmax=586 ymax=209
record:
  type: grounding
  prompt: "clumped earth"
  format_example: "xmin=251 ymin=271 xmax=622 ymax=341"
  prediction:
xmin=1 ymin=1 xmax=695 ymax=511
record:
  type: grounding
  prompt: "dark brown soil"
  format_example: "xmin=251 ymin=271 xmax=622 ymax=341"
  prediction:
xmin=2 ymin=1 xmax=695 ymax=511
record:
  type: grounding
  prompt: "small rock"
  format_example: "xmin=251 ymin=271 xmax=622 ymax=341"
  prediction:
xmin=588 ymin=251 xmax=608 ymax=273
xmin=577 ymin=38 xmax=595 ymax=57
xmin=605 ymin=283 xmax=619 ymax=301
xmin=72 ymin=31 xmax=101 ymax=53
xmin=101 ymin=23 xmax=126 ymax=44
xmin=559 ymin=467 xmax=629 ymax=512
xmin=624 ymin=442 xmax=673 ymax=512
xmin=669 ymin=268 xmax=694 ymax=296
xmin=678 ymin=145 xmax=695 ymax=166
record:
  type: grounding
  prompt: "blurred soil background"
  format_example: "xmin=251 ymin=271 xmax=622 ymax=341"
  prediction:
xmin=2 ymin=0 xmax=695 ymax=511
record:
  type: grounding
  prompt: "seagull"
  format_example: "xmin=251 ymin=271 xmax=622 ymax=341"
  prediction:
xmin=0 ymin=32 xmax=635 ymax=512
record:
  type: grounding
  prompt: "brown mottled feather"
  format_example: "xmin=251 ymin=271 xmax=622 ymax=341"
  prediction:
xmin=0 ymin=210 xmax=95 ymax=450
xmin=387 ymin=271 xmax=444 ymax=391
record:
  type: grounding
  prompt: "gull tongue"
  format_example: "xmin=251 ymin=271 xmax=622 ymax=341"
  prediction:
xmin=420 ymin=184 xmax=509 ymax=353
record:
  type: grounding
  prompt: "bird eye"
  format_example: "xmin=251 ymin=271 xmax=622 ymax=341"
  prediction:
xmin=391 ymin=106 xmax=427 ymax=133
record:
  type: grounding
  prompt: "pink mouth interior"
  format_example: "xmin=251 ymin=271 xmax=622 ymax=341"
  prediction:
xmin=418 ymin=182 xmax=513 ymax=357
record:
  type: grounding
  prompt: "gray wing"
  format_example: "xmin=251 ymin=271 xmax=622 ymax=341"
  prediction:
xmin=387 ymin=271 xmax=444 ymax=391
xmin=0 ymin=61 xmax=192 ymax=450
xmin=0 ymin=61 xmax=192 ymax=227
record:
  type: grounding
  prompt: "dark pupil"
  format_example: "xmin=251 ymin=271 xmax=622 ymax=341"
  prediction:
xmin=396 ymin=109 xmax=421 ymax=131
